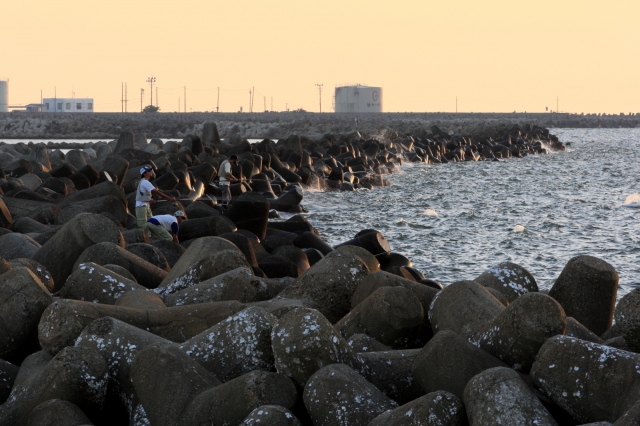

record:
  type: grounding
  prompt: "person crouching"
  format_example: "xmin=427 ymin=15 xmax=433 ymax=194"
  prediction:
xmin=136 ymin=166 xmax=177 ymax=233
xmin=145 ymin=210 xmax=186 ymax=243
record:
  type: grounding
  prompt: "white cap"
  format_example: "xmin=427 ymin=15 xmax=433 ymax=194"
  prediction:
xmin=140 ymin=166 xmax=153 ymax=174
xmin=174 ymin=210 xmax=186 ymax=217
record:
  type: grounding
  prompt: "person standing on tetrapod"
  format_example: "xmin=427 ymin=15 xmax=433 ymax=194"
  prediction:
xmin=217 ymin=155 xmax=238 ymax=211
xmin=136 ymin=165 xmax=176 ymax=242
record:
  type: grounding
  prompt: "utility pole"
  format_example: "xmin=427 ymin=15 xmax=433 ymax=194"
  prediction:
xmin=315 ymin=84 xmax=323 ymax=113
xmin=216 ymin=87 xmax=220 ymax=113
xmin=125 ymin=83 xmax=128 ymax=112
xmin=456 ymin=96 xmax=457 ymax=113
xmin=140 ymin=89 xmax=144 ymax=112
xmin=121 ymin=83 xmax=123 ymax=112
xmin=184 ymin=86 xmax=186 ymax=113
xmin=146 ymin=77 xmax=156 ymax=107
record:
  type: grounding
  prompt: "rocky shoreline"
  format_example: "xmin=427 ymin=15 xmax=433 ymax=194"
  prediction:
xmin=0 ymin=123 xmax=639 ymax=425
xmin=0 ymin=111 xmax=638 ymax=140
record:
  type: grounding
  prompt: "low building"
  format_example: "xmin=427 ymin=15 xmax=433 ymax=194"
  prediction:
xmin=42 ymin=98 xmax=94 ymax=113
xmin=334 ymin=84 xmax=382 ymax=113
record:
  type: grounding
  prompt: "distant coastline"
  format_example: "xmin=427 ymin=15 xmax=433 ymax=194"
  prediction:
xmin=0 ymin=112 xmax=637 ymax=140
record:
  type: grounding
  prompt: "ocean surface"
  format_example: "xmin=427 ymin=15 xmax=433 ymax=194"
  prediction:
xmin=301 ymin=128 xmax=640 ymax=298
xmin=3 ymin=129 xmax=639 ymax=297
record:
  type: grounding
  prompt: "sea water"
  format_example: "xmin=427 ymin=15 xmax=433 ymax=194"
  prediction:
xmin=3 ymin=129 xmax=640 ymax=296
xmin=302 ymin=128 xmax=640 ymax=297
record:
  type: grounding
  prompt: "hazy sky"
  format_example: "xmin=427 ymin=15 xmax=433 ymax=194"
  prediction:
xmin=2 ymin=0 xmax=639 ymax=113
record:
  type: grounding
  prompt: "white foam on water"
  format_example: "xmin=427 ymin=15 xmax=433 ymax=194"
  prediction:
xmin=624 ymin=193 xmax=640 ymax=208
xmin=513 ymin=225 xmax=526 ymax=233
xmin=424 ymin=209 xmax=438 ymax=217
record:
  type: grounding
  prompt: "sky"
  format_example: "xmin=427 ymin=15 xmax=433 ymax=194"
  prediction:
xmin=2 ymin=0 xmax=639 ymax=114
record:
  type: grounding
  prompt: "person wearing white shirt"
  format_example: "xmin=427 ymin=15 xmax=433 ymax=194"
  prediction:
xmin=216 ymin=155 xmax=238 ymax=208
xmin=136 ymin=166 xmax=176 ymax=241
xmin=145 ymin=211 xmax=186 ymax=243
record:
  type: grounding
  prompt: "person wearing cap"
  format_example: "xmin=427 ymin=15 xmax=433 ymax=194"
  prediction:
xmin=136 ymin=165 xmax=176 ymax=231
xmin=216 ymin=155 xmax=238 ymax=208
xmin=145 ymin=210 xmax=186 ymax=243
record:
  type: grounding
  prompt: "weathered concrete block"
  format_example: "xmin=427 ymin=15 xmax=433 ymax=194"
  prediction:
xmin=272 ymin=307 xmax=361 ymax=387
xmin=60 ymin=262 xmax=148 ymax=304
xmin=472 ymin=292 xmax=566 ymax=372
xmin=74 ymin=241 xmax=168 ymax=289
xmin=464 ymin=367 xmax=557 ymax=425
xmin=614 ymin=287 xmax=640 ymax=352
xmin=0 ymin=232 xmax=41 ymax=260
xmin=26 ymin=399 xmax=94 ymax=426
xmin=180 ymin=306 xmax=276 ymax=382
xmin=335 ymin=286 xmax=423 ymax=349
xmin=548 ymin=255 xmax=618 ymax=336
xmin=412 ymin=330 xmax=508 ymax=399
xmin=0 ymin=346 xmax=108 ymax=425
xmin=303 ymin=363 xmax=398 ymax=426
xmin=474 ymin=261 xmax=538 ymax=302
xmin=163 ymin=267 xmax=287 ymax=307
xmin=367 ymin=390 xmax=465 ymax=426
xmin=0 ymin=268 xmax=51 ymax=359
xmin=242 ymin=405 xmax=301 ymax=425
xmin=32 ymin=213 xmax=124 ymax=291
xmin=39 ymin=299 xmax=245 ymax=354
xmin=279 ymin=251 xmax=369 ymax=323
xmin=358 ymin=349 xmax=424 ymax=404
xmin=531 ymin=336 xmax=640 ymax=423
xmin=428 ymin=280 xmax=504 ymax=339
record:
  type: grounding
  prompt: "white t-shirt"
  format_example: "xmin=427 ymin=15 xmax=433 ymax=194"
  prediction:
xmin=218 ymin=160 xmax=232 ymax=185
xmin=147 ymin=214 xmax=179 ymax=234
xmin=136 ymin=179 xmax=156 ymax=207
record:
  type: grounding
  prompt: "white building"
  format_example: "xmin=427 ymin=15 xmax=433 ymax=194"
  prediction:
xmin=42 ymin=98 xmax=94 ymax=113
xmin=334 ymin=84 xmax=382 ymax=113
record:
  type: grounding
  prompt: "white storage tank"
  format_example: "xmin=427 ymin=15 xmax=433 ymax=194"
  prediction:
xmin=334 ymin=84 xmax=382 ymax=113
xmin=0 ymin=80 xmax=7 ymax=113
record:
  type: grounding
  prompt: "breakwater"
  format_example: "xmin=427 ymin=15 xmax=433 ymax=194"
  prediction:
xmin=0 ymin=125 xmax=639 ymax=424
xmin=0 ymin=111 xmax=638 ymax=140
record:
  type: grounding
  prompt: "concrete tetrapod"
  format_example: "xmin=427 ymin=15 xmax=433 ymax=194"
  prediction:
xmin=242 ymin=405 xmax=301 ymax=426
xmin=31 ymin=213 xmax=124 ymax=291
xmin=60 ymin=262 xmax=149 ymax=304
xmin=358 ymin=349 xmax=425 ymax=405
xmin=335 ymin=286 xmax=424 ymax=349
xmin=548 ymin=255 xmax=618 ymax=336
xmin=75 ymin=317 xmax=175 ymax=424
xmin=180 ymin=306 xmax=276 ymax=382
xmin=136 ymin=353 xmax=298 ymax=426
xmin=471 ymin=292 xmax=567 ymax=372
xmin=271 ymin=307 xmax=362 ymax=388
xmin=463 ymin=367 xmax=558 ymax=426
xmin=74 ymin=242 xmax=168 ymax=289
xmin=474 ymin=261 xmax=538 ymax=302
xmin=303 ymin=363 xmax=398 ymax=426
xmin=412 ymin=330 xmax=508 ymax=400
xmin=531 ymin=335 xmax=640 ymax=423
xmin=367 ymin=390 xmax=465 ymax=426
xmin=26 ymin=399 xmax=94 ymax=426
xmin=38 ymin=299 xmax=245 ymax=355
xmin=279 ymin=251 xmax=370 ymax=323
xmin=0 ymin=268 xmax=52 ymax=360
xmin=0 ymin=346 xmax=108 ymax=426
xmin=163 ymin=267 xmax=288 ymax=307
xmin=428 ymin=280 xmax=504 ymax=339
xmin=614 ymin=287 xmax=640 ymax=352
xmin=158 ymin=237 xmax=251 ymax=295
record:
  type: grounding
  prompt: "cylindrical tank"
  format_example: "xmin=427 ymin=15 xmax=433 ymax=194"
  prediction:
xmin=334 ymin=85 xmax=382 ymax=113
xmin=0 ymin=80 xmax=7 ymax=113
